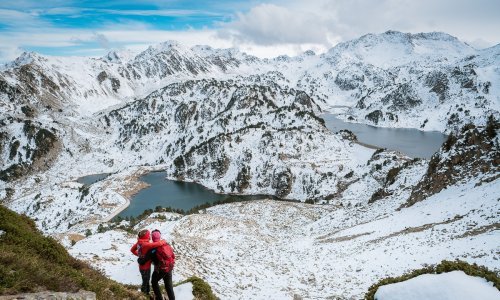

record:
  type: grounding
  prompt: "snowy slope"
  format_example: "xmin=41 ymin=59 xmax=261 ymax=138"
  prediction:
xmin=69 ymin=177 xmax=499 ymax=299
xmin=375 ymin=271 xmax=500 ymax=300
xmin=325 ymin=31 xmax=476 ymax=68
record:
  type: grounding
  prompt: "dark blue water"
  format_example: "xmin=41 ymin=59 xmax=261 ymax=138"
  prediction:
xmin=77 ymin=173 xmax=111 ymax=186
xmin=321 ymin=114 xmax=447 ymax=158
xmin=118 ymin=171 xmax=266 ymax=218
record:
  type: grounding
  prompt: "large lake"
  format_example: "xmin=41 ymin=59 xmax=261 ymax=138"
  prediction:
xmin=117 ymin=171 xmax=266 ymax=218
xmin=321 ymin=114 xmax=447 ymax=158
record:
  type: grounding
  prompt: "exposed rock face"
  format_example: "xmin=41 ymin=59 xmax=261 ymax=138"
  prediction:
xmin=334 ymin=68 xmax=365 ymax=91
xmin=272 ymin=168 xmax=294 ymax=198
xmin=365 ymin=110 xmax=384 ymax=125
xmin=381 ymin=83 xmax=422 ymax=110
xmin=97 ymin=71 xmax=108 ymax=83
xmin=452 ymin=63 xmax=477 ymax=90
xmin=0 ymin=119 xmax=60 ymax=182
xmin=0 ymin=291 xmax=96 ymax=300
xmin=405 ymin=116 xmax=499 ymax=207
xmin=425 ymin=70 xmax=449 ymax=102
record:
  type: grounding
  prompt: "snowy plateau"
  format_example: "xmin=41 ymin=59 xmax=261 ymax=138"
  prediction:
xmin=0 ymin=31 xmax=499 ymax=299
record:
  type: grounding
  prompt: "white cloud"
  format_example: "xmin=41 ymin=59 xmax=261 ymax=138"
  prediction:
xmin=101 ymin=29 xmax=232 ymax=48
xmin=219 ymin=4 xmax=329 ymax=45
xmin=0 ymin=8 xmax=50 ymax=28
xmin=0 ymin=45 xmax=23 ymax=63
xmin=220 ymin=0 xmax=500 ymax=50
xmin=93 ymin=33 xmax=111 ymax=49
xmin=30 ymin=7 xmax=222 ymax=18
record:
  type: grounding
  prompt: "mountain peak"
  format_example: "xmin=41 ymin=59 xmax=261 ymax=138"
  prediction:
xmin=139 ymin=40 xmax=189 ymax=57
xmin=301 ymin=50 xmax=316 ymax=57
xmin=326 ymin=30 xmax=476 ymax=67
xmin=191 ymin=45 xmax=214 ymax=53
xmin=156 ymin=40 xmax=182 ymax=50
xmin=103 ymin=49 xmax=137 ymax=63
xmin=11 ymin=51 xmax=42 ymax=67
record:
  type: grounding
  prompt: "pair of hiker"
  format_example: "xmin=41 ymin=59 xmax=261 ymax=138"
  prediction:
xmin=131 ymin=229 xmax=175 ymax=300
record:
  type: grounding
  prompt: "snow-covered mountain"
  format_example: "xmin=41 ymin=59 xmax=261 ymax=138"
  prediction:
xmin=2 ymin=30 xmax=498 ymax=126
xmin=1 ymin=29 xmax=498 ymax=227
xmin=0 ymin=30 xmax=499 ymax=299
xmin=1 ymin=31 xmax=498 ymax=185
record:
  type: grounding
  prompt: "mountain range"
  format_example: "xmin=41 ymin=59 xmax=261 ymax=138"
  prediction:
xmin=0 ymin=30 xmax=498 ymax=299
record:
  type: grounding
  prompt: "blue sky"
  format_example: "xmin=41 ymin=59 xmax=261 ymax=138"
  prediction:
xmin=3 ymin=1 xmax=240 ymax=31
xmin=0 ymin=0 xmax=264 ymax=58
xmin=0 ymin=0 xmax=499 ymax=62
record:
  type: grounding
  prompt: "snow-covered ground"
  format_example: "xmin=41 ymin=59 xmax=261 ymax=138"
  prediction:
xmin=174 ymin=282 xmax=194 ymax=300
xmin=69 ymin=178 xmax=500 ymax=299
xmin=374 ymin=271 xmax=500 ymax=300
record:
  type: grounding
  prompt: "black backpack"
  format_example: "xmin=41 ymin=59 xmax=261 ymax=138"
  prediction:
xmin=137 ymin=247 xmax=156 ymax=265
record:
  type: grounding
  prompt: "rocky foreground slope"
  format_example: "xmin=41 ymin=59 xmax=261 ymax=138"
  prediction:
xmin=0 ymin=205 xmax=143 ymax=299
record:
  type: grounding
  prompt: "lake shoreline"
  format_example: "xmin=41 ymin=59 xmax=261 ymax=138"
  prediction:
xmin=96 ymin=167 xmax=159 ymax=222
xmin=354 ymin=140 xmax=382 ymax=150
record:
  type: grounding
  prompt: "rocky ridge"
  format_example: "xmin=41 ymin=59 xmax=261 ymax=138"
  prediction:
xmin=406 ymin=116 xmax=499 ymax=206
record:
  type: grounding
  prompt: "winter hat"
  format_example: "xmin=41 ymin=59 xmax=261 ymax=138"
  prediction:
xmin=152 ymin=229 xmax=161 ymax=242
xmin=138 ymin=229 xmax=150 ymax=240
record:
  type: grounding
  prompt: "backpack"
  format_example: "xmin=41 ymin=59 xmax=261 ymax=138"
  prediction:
xmin=137 ymin=243 xmax=148 ymax=265
xmin=155 ymin=243 xmax=175 ymax=273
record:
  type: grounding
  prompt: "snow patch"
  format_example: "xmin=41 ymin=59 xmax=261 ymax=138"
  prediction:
xmin=174 ymin=282 xmax=193 ymax=300
xmin=375 ymin=271 xmax=500 ymax=300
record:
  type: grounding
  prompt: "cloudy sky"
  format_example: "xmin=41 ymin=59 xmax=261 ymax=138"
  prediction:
xmin=0 ymin=0 xmax=499 ymax=62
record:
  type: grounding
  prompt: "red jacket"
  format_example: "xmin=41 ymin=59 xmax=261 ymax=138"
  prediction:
xmin=131 ymin=237 xmax=166 ymax=270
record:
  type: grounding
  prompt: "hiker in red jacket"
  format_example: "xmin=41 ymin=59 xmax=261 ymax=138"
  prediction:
xmin=149 ymin=229 xmax=175 ymax=300
xmin=130 ymin=229 xmax=166 ymax=296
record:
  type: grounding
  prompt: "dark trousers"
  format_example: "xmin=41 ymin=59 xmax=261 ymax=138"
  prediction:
xmin=151 ymin=270 xmax=175 ymax=300
xmin=140 ymin=268 xmax=151 ymax=294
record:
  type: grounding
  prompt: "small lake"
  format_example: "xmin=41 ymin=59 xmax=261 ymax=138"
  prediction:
xmin=77 ymin=173 xmax=111 ymax=186
xmin=118 ymin=171 xmax=267 ymax=218
xmin=321 ymin=114 xmax=448 ymax=158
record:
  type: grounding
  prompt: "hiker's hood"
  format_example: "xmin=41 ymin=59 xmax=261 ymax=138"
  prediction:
xmin=152 ymin=230 xmax=161 ymax=242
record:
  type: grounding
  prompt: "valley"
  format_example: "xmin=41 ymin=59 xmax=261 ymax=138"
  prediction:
xmin=0 ymin=30 xmax=498 ymax=299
